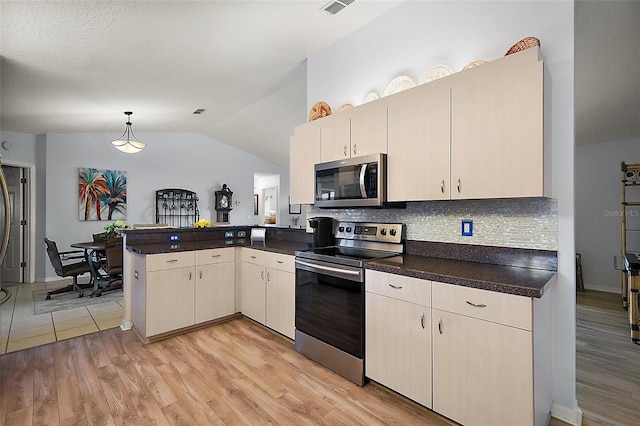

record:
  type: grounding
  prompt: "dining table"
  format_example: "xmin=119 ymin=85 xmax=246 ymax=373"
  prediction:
xmin=71 ymin=241 xmax=106 ymax=296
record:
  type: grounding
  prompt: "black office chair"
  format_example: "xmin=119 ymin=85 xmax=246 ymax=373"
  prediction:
xmin=44 ymin=237 xmax=93 ymax=299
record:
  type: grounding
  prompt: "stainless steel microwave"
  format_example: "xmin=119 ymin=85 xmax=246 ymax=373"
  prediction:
xmin=315 ymin=153 xmax=386 ymax=208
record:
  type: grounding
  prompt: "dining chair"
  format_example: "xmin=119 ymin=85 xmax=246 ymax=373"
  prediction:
xmin=44 ymin=237 xmax=93 ymax=299
xmin=92 ymin=237 xmax=123 ymax=297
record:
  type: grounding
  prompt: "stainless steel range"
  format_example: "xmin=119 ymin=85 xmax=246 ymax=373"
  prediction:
xmin=294 ymin=221 xmax=404 ymax=386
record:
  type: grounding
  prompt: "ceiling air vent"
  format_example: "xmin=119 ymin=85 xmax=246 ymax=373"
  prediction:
xmin=322 ymin=0 xmax=355 ymax=15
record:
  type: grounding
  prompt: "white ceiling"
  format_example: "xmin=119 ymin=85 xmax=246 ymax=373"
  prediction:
xmin=0 ymin=0 xmax=402 ymax=167
xmin=1 ymin=1 xmax=638 ymax=168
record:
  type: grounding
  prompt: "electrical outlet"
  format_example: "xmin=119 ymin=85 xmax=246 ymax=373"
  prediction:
xmin=462 ymin=220 xmax=473 ymax=236
xmin=168 ymin=233 xmax=181 ymax=241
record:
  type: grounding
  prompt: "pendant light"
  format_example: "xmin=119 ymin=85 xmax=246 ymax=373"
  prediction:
xmin=111 ymin=111 xmax=146 ymax=153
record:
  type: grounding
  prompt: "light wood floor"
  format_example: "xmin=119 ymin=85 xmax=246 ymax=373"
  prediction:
xmin=575 ymin=290 xmax=640 ymax=426
xmin=0 ymin=317 xmax=455 ymax=425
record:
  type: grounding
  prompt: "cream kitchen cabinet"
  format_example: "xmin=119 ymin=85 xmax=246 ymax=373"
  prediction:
xmin=240 ymin=248 xmax=295 ymax=339
xmin=131 ymin=251 xmax=196 ymax=338
xmin=290 ymin=120 xmax=321 ymax=205
xmin=450 ymin=48 xmax=544 ymax=199
xmin=130 ymin=248 xmax=237 ymax=341
xmin=365 ymin=270 xmax=432 ymax=408
xmin=319 ymin=100 xmax=388 ymax=163
xmin=195 ymin=247 xmax=236 ymax=323
xmin=387 ymin=77 xmax=451 ymax=201
xmin=431 ymin=281 xmax=550 ymax=426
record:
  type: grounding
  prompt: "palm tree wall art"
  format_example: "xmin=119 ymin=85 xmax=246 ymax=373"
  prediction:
xmin=78 ymin=167 xmax=127 ymax=221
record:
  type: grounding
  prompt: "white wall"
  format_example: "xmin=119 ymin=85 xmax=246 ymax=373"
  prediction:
xmin=576 ymin=138 xmax=640 ymax=292
xmin=306 ymin=1 xmax=578 ymax=423
xmin=43 ymin=131 xmax=288 ymax=278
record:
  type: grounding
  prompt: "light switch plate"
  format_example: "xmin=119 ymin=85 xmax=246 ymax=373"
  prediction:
xmin=462 ymin=220 xmax=473 ymax=236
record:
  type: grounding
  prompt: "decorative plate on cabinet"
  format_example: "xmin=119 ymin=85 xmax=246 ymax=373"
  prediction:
xmin=383 ymin=75 xmax=417 ymax=97
xmin=308 ymin=101 xmax=332 ymax=121
xmin=362 ymin=92 xmax=380 ymax=104
xmin=462 ymin=59 xmax=487 ymax=70
xmin=418 ymin=64 xmax=454 ymax=84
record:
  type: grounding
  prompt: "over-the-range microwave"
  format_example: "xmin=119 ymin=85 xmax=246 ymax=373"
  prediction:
xmin=314 ymin=153 xmax=386 ymax=208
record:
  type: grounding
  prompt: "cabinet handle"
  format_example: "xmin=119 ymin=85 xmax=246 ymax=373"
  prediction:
xmin=134 ymin=270 xmax=139 ymax=279
xmin=438 ymin=317 xmax=443 ymax=334
xmin=267 ymin=272 xmax=270 ymax=281
xmin=251 ymin=255 xmax=257 ymax=259
xmin=277 ymin=260 xmax=284 ymax=264
xmin=199 ymin=270 xmax=202 ymax=279
xmin=261 ymin=270 xmax=264 ymax=280
xmin=166 ymin=259 xmax=179 ymax=263
xmin=421 ymin=313 xmax=425 ymax=329
xmin=457 ymin=179 xmax=461 ymax=193
xmin=211 ymin=254 xmax=221 ymax=258
xmin=388 ymin=284 xmax=403 ymax=289
xmin=441 ymin=180 xmax=445 ymax=194
xmin=353 ymin=144 xmax=357 ymax=155
xmin=189 ymin=272 xmax=192 ymax=280
xmin=466 ymin=301 xmax=487 ymax=308
xmin=344 ymin=145 xmax=348 ymax=157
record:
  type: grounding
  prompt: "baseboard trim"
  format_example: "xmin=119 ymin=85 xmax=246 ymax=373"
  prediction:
xmin=551 ymin=403 xmax=583 ymax=426
xmin=583 ymin=284 xmax=618 ymax=293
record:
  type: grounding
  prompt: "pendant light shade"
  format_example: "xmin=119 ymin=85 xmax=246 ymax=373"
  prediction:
xmin=111 ymin=111 xmax=146 ymax=153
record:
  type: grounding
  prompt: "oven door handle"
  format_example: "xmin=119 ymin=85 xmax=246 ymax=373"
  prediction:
xmin=359 ymin=163 xmax=368 ymax=198
xmin=295 ymin=259 xmax=363 ymax=282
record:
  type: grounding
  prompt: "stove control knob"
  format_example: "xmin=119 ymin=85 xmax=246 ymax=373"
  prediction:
xmin=338 ymin=226 xmax=345 ymax=232
xmin=346 ymin=227 xmax=352 ymax=233
xmin=390 ymin=229 xmax=397 ymax=237
xmin=380 ymin=228 xmax=387 ymax=236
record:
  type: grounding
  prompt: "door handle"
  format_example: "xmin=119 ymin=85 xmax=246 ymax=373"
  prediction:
xmin=199 ymin=270 xmax=202 ymax=279
xmin=388 ymin=284 xmax=403 ymax=289
xmin=457 ymin=178 xmax=461 ymax=193
xmin=267 ymin=272 xmax=270 ymax=281
xmin=166 ymin=259 xmax=179 ymax=263
xmin=211 ymin=254 xmax=221 ymax=258
xmin=353 ymin=144 xmax=357 ymax=156
xmin=466 ymin=301 xmax=487 ymax=308
xmin=277 ymin=260 xmax=284 ymax=264
xmin=441 ymin=179 xmax=445 ymax=194
xmin=261 ymin=270 xmax=264 ymax=280
xmin=438 ymin=317 xmax=443 ymax=334
xmin=421 ymin=313 xmax=425 ymax=329
xmin=344 ymin=145 xmax=347 ymax=157
xmin=188 ymin=272 xmax=192 ymax=281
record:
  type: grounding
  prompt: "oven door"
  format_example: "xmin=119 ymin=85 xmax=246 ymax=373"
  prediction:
xmin=295 ymin=258 xmax=364 ymax=358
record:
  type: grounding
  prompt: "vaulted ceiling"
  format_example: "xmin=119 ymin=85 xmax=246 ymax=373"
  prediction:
xmin=1 ymin=1 xmax=638 ymax=168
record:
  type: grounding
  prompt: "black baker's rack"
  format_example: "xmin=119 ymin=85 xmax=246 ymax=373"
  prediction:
xmin=155 ymin=189 xmax=199 ymax=228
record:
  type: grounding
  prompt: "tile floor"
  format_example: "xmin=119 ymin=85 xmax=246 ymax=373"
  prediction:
xmin=0 ymin=279 xmax=123 ymax=354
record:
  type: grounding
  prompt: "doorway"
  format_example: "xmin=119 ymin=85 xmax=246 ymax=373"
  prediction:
xmin=0 ymin=163 xmax=33 ymax=284
xmin=254 ymin=173 xmax=280 ymax=226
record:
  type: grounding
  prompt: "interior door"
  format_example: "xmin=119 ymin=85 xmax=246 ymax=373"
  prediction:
xmin=0 ymin=166 xmax=23 ymax=283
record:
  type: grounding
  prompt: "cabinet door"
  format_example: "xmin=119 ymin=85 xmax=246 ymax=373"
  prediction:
xmin=320 ymin=113 xmax=351 ymax=162
xmin=195 ymin=261 xmax=236 ymax=323
xmin=432 ymin=309 xmax=533 ymax=426
xmin=146 ymin=268 xmax=195 ymax=336
xmin=387 ymin=79 xmax=451 ymax=201
xmin=240 ymin=261 xmax=266 ymax=324
xmin=265 ymin=268 xmax=295 ymax=339
xmin=366 ymin=293 xmax=431 ymax=408
xmin=451 ymin=60 xmax=543 ymax=199
xmin=348 ymin=100 xmax=387 ymax=158
xmin=290 ymin=121 xmax=321 ymax=205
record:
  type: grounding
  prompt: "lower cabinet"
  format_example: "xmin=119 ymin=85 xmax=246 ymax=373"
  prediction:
xmin=365 ymin=270 xmax=432 ymax=408
xmin=240 ymin=248 xmax=295 ymax=339
xmin=365 ymin=272 xmax=551 ymax=426
xmin=130 ymin=248 xmax=236 ymax=340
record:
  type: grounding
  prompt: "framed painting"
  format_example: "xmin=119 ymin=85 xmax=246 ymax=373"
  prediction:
xmin=78 ymin=167 xmax=127 ymax=221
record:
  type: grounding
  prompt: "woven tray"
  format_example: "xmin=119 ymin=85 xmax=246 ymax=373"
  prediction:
xmin=505 ymin=37 xmax=540 ymax=56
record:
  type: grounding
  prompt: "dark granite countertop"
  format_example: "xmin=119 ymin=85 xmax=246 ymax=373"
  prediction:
xmin=626 ymin=252 xmax=640 ymax=275
xmin=366 ymin=254 xmax=557 ymax=298
xmin=126 ymin=238 xmax=311 ymax=256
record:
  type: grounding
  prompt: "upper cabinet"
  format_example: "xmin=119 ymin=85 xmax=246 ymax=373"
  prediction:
xmin=387 ymin=77 xmax=451 ymax=201
xmin=320 ymin=101 xmax=388 ymax=163
xmin=290 ymin=47 xmax=544 ymax=204
xmin=450 ymin=51 xmax=543 ymax=199
xmin=290 ymin=120 xmax=321 ymax=205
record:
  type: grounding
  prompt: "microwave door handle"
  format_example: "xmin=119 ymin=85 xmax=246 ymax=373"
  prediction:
xmin=359 ymin=163 xmax=368 ymax=198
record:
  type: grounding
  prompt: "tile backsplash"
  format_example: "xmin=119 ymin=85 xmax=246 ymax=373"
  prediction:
xmin=307 ymin=198 xmax=558 ymax=251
